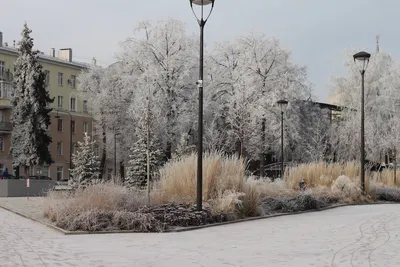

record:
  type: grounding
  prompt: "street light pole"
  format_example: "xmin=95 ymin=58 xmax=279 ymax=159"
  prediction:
xmin=277 ymin=100 xmax=288 ymax=179
xmin=281 ymin=110 xmax=284 ymax=178
xmin=353 ymin=51 xmax=371 ymax=194
xmin=190 ymin=0 xmax=215 ymax=211
xmin=114 ymin=127 xmax=117 ymax=177
xmin=361 ymin=70 xmax=365 ymax=192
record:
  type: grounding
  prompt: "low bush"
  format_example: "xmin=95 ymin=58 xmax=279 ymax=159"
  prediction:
xmin=376 ymin=187 xmax=400 ymax=202
xmin=261 ymin=193 xmax=338 ymax=214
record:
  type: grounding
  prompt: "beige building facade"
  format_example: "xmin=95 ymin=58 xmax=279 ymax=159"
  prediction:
xmin=0 ymin=31 xmax=94 ymax=180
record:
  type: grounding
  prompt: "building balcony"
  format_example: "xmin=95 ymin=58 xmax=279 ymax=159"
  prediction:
xmin=0 ymin=121 xmax=12 ymax=133
xmin=0 ymin=81 xmax=12 ymax=108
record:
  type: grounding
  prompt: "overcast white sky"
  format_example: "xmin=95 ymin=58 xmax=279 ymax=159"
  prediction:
xmin=1 ymin=0 xmax=399 ymax=102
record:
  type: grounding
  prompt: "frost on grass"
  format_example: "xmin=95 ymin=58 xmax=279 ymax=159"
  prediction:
xmin=43 ymin=183 xmax=229 ymax=232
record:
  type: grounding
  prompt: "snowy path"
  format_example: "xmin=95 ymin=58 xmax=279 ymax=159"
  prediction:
xmin=0 ymin=205 xmax=400 ymax=267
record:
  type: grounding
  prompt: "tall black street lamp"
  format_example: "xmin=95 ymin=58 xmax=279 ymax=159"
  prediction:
xmin=55 ymin=110 xmax=73 ymax=178
xmin=277 ymin=100 xmax=288 ymax=179
xmin=190 ymin=0 xmax=215 ymax=211
xmin=353 ymin=51 xmax=371 ymax=193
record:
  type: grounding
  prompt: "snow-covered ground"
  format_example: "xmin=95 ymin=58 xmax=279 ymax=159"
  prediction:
xmin=0 ymin=204 xmax=399 ymax=267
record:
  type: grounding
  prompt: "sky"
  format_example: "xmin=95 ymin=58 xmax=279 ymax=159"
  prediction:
xmin=1 ymin=0 xmax=400 ymax=102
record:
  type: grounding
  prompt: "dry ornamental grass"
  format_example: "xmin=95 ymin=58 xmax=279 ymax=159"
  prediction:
xmin=43 ymin=155 xmax=400 ymax=232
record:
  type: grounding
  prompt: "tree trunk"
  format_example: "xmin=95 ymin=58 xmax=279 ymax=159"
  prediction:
xmin=119 ymin=161 xmax=124 ymax=180
xmin=260 ymin=118 xmax=266 ymax=178
xmin=99 ymin=121 xmax=107 ymax=179
xmin=165 ymin=142 xmax=172 ymax=160
xmin=394 ymin=149 xmax=397 ymax=185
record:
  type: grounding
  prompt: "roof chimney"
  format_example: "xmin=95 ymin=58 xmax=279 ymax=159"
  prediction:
xmin=50 ymin=48 xmax=55 ymax=57
xmin=0 ymin=32 xmax=3 ymax=47
xmin=58 ymin=48 xmax=72 ymax=62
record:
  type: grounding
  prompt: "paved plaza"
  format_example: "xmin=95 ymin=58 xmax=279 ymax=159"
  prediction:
xmin=0 ymin=204 xmax=399 ymax=267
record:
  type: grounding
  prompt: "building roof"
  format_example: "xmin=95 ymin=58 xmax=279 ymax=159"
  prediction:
xmin=0 ymin=46 xmax=89 ymax=69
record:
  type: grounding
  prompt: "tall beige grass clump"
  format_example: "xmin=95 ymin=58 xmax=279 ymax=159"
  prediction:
xmin=285 ymin=161 xmax=366 ymax=190
xmin=372 ymin=169 xmax=400 ymax=188
xmin=152 ymin=152 xmax=246 ymax=204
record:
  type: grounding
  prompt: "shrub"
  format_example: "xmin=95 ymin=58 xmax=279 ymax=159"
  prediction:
xmin=44 ymin=183 xmax=147 ymax=225
xmin=261 ymin=193 xmax=321 ymax=214
xmin=376 ymin=187 xmax=400 ymax=202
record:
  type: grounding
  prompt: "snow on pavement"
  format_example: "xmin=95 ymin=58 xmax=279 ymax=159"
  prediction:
xmin=1 ymin=204 xmax=400 ymax=267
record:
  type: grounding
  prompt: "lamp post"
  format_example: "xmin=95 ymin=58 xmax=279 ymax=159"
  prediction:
xmin=353 ymin=51 xmax=371 ymax=193
xmin=277 ymin=100 xmax=288 ymax=179
xmin=190 ymin=0 xmax=215 ymax=211
xmin=55 ymin=110 xmax=73 ymax=178
xmin=114 ymin=126 xmax=118 ymax=177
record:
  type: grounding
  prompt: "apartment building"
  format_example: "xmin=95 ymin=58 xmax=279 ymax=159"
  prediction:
xmin=0 ymin=31 xmax=94 ymax=180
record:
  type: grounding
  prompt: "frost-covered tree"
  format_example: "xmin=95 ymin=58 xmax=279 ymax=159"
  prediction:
xmin=119 ymin=19 xmax=197 ymax=159
xmin=126 ymin=137 xmax=162 ymax=188
xmin=78 ymin=65 xmax=107 ymax=177
xmin=125 ymin=75 xmax=163 ymax=188
xmin=208 ymin=33 xmax=311 ymax=162
xmin=11 ymin=23 xmax=53 ymax=174
xmin=173 ymin=133 xmax=195 ymax=160
xmin=330 ymin=50 xmax=400 ymax=162
xmin=70 ymin=133 xmax=100 ymax=189
xmin=293 ymin=101 xmax=331 ymax=162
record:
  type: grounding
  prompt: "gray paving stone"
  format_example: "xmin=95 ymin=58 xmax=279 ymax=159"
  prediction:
xmin=0 ymin=203 xmax=399 ymax=266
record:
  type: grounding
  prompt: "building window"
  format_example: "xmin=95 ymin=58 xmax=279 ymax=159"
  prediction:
xmin=83 ymin=100 xmax=88 ymax=113
xmin=0 ymin=110 xmax=4 ymax=122
xmin=71 ymin=142 xmax=77 ymax=155
xmin=70 ymin=97 xmax=76 ymax=112
xmin=57 ymin=142 xmax=63 ymax=155
xmin=44 ymin=70 xmax=50 ymax=86
xmin=70 ymin=75 xmax=76 ymax=88
xmin=57 ymin=96 xmax=63 ymax=108
xmin=57 ymin=72 xmax=63 ymax=85
xmin=57 ymin=119 xmax=63 ymax=132
xmin=83 ymin=122 xmax=88 ymax=133
xmin=71 ymin=120 xmax=75 ymax=133
xmin=56 ymin=166 xmax=63 ymax=181
xmin=0 ymin=137 xmax=3 ymax=151
xmin=0 ymin=61 xmax=5 ymax=77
